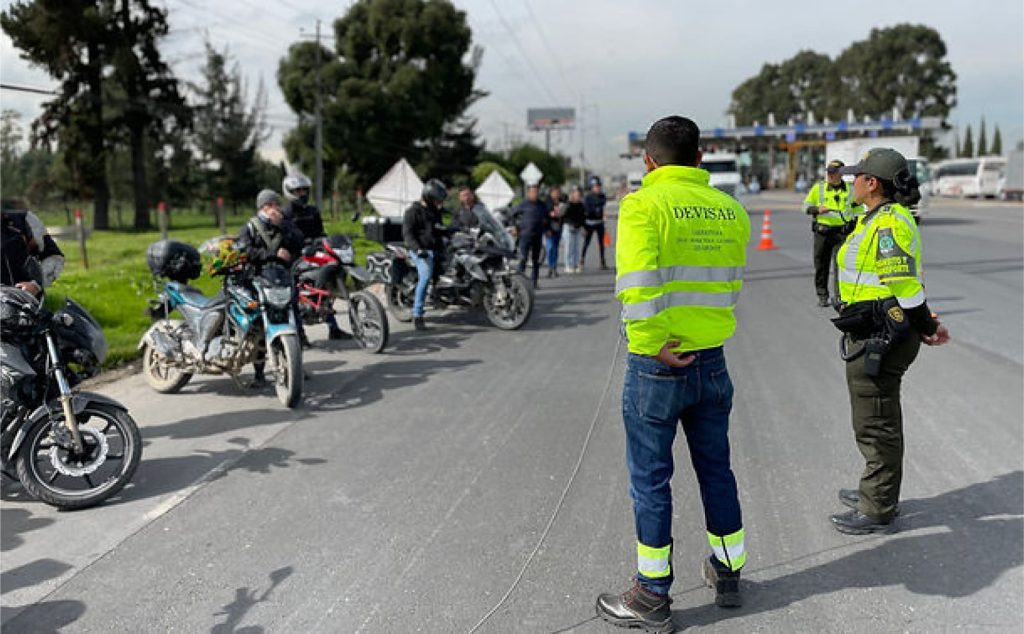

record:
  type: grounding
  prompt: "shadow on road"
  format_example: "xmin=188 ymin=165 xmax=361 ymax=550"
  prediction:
xmin=0 ymin=599 xmax=86 ymax=632
xmin=142 ymin=407 xmax=307 ymax=442
xmin=0 ymin=558 xmax=73 ymax=596
xmin=210 ymin=566 xmax=293 ymax=634
xmin=0 ymin=508 xmax=55 ymax=553
xmin=668 ymin=471 xmax=1023 ymax=629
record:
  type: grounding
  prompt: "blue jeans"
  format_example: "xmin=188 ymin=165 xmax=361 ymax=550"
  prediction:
xmin=545 ymin=231 xmax=561 ymax=269
xmin=562 ymin=226 xmax=582 ymax=269
xmin=622 ymin=348 xmax=743 ymax=595
xmin=408 ymin=250 xmax=433 ymax=318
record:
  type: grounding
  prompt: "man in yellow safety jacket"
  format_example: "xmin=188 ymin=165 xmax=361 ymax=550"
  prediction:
xmin=805 ymin=159 xmax=862 ymax=306
xmin=596 ymin=116 xmax=751 ymax=634
xmin=829 ymin=148 xmax=950 ymax=535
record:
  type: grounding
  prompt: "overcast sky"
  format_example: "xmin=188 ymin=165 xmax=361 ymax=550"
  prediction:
xmin=1 ymin=0 xmax=1021 ymax=177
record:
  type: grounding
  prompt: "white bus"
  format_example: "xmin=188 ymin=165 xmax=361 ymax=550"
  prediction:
xmin=935 ymin=156 xmax=1006 ymax=198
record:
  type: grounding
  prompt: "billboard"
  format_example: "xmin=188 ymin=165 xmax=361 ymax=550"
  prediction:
xmin=528 ymin=108 xmax=576 ymax=131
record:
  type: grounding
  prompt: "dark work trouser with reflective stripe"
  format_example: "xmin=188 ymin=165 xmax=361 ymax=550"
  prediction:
xmin=812 ymin=225 xmax=844 ymax=299
xmin=845 ymin=332 xmax=921 ymax=521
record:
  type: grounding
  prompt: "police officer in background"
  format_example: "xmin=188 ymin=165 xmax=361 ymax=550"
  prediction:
xmin=805 ymin=159 xmax=861 ymax=307
xmin=402 ymin=178 xmax=448 ymax=331
xmin=597 ymin=116 xmax=751 ymax=633
xmin=829 ymin=149 xmax=950 ymax=535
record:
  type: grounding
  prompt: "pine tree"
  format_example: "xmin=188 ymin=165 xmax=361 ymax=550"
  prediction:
xmin=978 ymin=118 xmax=988 ymax=156
xmin=962 ymin=125 xmax=974 ymax=158
xmin=992 ymin=126 xmax=1003 ymax=155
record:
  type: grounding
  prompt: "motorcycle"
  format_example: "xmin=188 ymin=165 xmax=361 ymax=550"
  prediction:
xmin=1 ymin=286 xmax=142 ymax=509
xmin=139 ymin=238 xmax=303 ymax=408
xmin=294 ymin=234 xmax=389 ymax=353
xmin=366 ymin=206 xmax=534 ymax=330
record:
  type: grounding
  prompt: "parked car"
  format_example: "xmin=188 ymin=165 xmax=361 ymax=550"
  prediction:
xmin=935 ymin=156 xmax=1006 ymax=198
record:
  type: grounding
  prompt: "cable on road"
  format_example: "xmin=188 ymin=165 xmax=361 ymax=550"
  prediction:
xmin=468 ymin=332 xmax=624 ymax=633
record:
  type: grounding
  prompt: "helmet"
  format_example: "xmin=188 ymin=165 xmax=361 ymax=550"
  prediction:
xmin=0 ymin=285 xmax=40 ymax=338
xmin=588 ymin=176 xmax=602 ymax=188
xmin=282 ymin=173 xmax=312 ymax=202
xmin=422 ymin=178 xmax=448 ymax=205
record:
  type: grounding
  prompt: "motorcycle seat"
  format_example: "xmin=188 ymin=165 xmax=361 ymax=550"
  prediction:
xmin=179 ymin=286 xmax=224 ymax=309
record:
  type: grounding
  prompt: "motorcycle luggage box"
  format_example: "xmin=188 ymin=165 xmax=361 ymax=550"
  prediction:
xmin=146 ymin=240 xmax=201 ymax=282
xmin=361 ymin=216 xmax=404 ymax=244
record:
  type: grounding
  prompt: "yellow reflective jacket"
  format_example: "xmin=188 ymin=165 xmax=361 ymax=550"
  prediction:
xmin=804 ymin=180 xmax=862 ymax=227
xmin=837 ymin=201 xmax=925 ymax=308
xmin=615 ymin=166 xmax=751 ymax=355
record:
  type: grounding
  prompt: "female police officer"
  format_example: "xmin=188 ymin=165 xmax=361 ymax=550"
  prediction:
xmin=830 ymin=148 xmax=950 ymax=535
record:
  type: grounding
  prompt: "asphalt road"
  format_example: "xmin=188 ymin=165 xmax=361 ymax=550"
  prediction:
xmin=3 ymin=193 xmax=1022 ymax=633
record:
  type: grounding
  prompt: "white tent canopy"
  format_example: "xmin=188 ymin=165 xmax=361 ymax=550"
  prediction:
xmin=475 ymin=169 xmax=515 ymax=211
xmin=366 ymin=158 xmax=423 ymax=218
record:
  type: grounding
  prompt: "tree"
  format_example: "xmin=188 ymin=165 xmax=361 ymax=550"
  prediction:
xmin=506 ymin=143 xmax=567 ymax=187
xmin=977 ymin=118 xmax=988 ymax=156
xmin=962 ymin=125 xmax=974 ymax=158
xmin=992 ymin=125 xmax=1003 ymax=156
xmin=836 ymin=24 xmax=956 ymax=119
xmin=278 ymin=0 xmax=479 ymax=187
xmin=471 ymin=161 xmax=518 ymax=188
xmin=192 ymin=42 xmax=269 ymax=212
xmin=2 ymin=0 xmax=114 ymax=228
xmin=729 ymin=51 xmax=841 ymax=125
xmin=107 ymin=0 xmax=189 ymax=229
xmin=1 ymin=110 xmax=23 ymax=199
xmin=418 ymin=117 xmax=483 ymax=185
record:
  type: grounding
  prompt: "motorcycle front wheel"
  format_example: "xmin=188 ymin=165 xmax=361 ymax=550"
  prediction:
xmin=271 ymin=334 xmax=303 ymax=408
xmin=141 ymin=344 xmax=192 ymax=393
xmin=349 ymin=290 xmax=389 ymax=354
xmin=15 ymin=402 xmax=142 ymax=510
xmin=484 ymin=272 xmax=533 ymax=330
xmin=385 ymin=283 xmax=414 ymax=323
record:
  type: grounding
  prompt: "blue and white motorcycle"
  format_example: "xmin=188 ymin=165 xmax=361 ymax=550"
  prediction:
xmin=138 ymin=238 xmax=303 ymax=408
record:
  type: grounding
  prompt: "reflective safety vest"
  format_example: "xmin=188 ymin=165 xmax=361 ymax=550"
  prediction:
xmin=837 ymin=202 xmax=925 ymax=308
xmin=615 ymin=166 xmax=751 ymax=355
xmin=804 ymin=180 xmax=860 ymax=227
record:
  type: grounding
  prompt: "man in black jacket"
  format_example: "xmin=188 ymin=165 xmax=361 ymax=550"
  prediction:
xmin=515 ymin=184 xmax=549 ymax=289
xmin=402 ymin=178 xmax=448 ymax=331
xmin=581 ymin=176 xmax=609 ymax=270
xmin=237 ymin=189 xmax=306 ymax=382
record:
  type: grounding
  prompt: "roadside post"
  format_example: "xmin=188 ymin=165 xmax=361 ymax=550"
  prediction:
xmin=217 ymin=196 xmax=226 ymax=234
xmin=74 ymin=208 xmax=88 ymax=270
xmin=158 ymin=201 xmax=168 ymax=240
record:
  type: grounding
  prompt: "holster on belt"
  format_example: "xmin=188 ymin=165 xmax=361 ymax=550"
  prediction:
xmin=832 ymin=298 xmax=911 ymax=376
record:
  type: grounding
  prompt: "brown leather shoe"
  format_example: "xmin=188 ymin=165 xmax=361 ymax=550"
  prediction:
xmin=595 ymin=580 xmax=673 ymax=633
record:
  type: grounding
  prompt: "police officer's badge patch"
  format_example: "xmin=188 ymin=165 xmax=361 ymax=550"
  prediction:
xmin=877 ymin=228 xmax=897 ymax=257
xmin=887 ymin=306 xmax=905 ymax=323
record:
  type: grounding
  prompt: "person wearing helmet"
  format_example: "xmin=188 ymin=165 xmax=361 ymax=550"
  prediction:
xmin=581 ymin=176 xmax=609 ymax=270
xmin=403 ymin=178 xmax=448 ymax=331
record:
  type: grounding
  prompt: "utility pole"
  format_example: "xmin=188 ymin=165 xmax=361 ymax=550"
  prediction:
xmin=578 ymin=97 xmax=586 ymax=187
xmin=314 ymin=19 xmax=324 ymax=211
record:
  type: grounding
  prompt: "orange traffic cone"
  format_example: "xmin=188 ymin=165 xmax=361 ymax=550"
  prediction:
xmin=756 ymin=209 xmax=777 ymax=251
xmin=603 ymin=230 xmax=612 ymax=248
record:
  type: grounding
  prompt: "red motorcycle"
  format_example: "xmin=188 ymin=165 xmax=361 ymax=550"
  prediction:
xmin=294 ymin=234 xmax=389 ymax=353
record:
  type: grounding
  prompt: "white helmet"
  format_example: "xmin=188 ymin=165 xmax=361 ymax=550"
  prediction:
xmin=282 ymin=172 xmax=312 ymax=202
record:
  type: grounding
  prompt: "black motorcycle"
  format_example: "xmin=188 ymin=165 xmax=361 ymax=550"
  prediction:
xmin=0 ymin=286 xmax=142 ymax=509
xmin=367 ymin=207 xmax=534 ymax=330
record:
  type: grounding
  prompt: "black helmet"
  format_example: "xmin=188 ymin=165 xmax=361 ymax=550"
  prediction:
xmin=422 ymin=179 xmax=448 ymax=205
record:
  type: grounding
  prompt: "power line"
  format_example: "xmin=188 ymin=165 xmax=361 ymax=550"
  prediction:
xmin=485 ymin=0 xmax=560 ymax=106
xmin=0 ymin=83 xmax=58 ymax=96
xmin=520 ymin=0 xmax=577 ymax=102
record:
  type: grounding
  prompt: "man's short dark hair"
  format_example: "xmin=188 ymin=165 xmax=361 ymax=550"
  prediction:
xmin=644 ymin=116 xmax=700 ymax=167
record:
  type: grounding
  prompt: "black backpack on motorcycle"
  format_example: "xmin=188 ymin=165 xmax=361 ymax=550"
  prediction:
xmin=146 ymin=240 xmax=201 ymax=283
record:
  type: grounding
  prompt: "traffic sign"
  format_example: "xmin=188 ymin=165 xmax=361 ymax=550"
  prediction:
xmin=520 ymin=162 xmax=543 ymax=186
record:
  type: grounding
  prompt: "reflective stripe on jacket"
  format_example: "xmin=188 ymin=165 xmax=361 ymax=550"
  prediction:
xmin=615 ymin=166 xmax=751 ymax=355
xmin=837 ymin=202 xmax=925 ymax=308
xmin=804 ymin=180 xmax=860 ymax=227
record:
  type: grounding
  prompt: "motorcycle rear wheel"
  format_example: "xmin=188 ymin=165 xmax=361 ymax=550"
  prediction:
xmin=484 ymin=273 xmax=533 ymax=330
xmin=15 ymin=402 xmax=142 ymax=510
xmin=349 ymin=290 xmax=389 ymax=354
xmin=141 ymin=344 xmax=192 ymax=393
xmin=272 ymin=335 xmax=303 ymax=408
xmin=385 ymin=283 xmax=414 ymax=323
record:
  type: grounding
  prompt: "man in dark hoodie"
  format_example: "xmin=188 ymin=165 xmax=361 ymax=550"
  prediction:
xmin=514 ymin=184 xmax=549 ymax=289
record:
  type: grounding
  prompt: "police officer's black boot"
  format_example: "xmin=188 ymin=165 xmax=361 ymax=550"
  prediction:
xmin=595 ymin=580 xmax=673 ymax=633
xmin=702 ymin=556 xmax=742 ymax=608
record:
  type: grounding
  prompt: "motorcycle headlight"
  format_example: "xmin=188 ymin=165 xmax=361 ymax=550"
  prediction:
xmin=333 ymin=246 xmax=354 ymax=264
xmin=262 ymin=287 xmax=293 ymax=309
